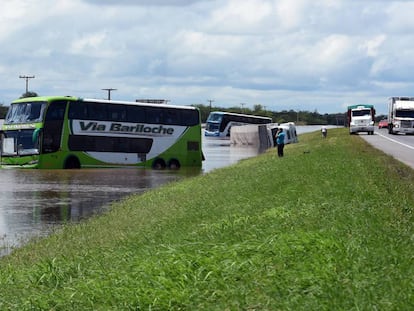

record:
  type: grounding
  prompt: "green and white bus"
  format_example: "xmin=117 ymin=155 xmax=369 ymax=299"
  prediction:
xmin=0 ymin=96 xmax=203 ymax=169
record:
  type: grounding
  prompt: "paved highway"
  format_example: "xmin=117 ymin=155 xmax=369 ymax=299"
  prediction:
xmin=360 ymin=128 xmax=414 ymax=169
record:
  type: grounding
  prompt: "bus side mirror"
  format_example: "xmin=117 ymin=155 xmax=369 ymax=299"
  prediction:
xmin=32 ymin=128 xmax=42 ymax=143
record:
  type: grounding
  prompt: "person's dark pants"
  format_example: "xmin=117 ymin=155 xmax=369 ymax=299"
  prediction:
xmin=277 ymin=143 xmax=284 ymax=157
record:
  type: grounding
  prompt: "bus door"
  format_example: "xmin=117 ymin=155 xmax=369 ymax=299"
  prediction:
xmin=42 ymin=100 xmax=67 ymax=153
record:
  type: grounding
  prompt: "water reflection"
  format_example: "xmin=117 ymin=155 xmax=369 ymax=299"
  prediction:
xmin=202 ymin=137 xmax=262 ymax=172
xmin=0 ymin=168 xmax=197 ymax=255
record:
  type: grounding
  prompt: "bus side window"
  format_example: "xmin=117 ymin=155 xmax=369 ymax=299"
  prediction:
xmin=87 ymin=103 xmax=108 ymax=120
xmin=127 ymin=106 xmax=146 ymax=123
xmin=45 ymin=101 xmax=66 ymax=120
xmin=146 ymin=108 xmax=162 ymax=124
xmin=108 ymin=105 xmax=127 ymax=122
xmin=182 ymin=110 xmax=199 ymax=126
xmin=43 ymin=100 xmax=67 ymax=153
xmin=164 ymin=109 xmax=180 ymax=125
xmin=68 ymin=101 xmax=85 ymax=119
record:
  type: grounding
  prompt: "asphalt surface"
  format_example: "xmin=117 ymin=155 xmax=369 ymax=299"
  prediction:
xmin=360 ymin=129 xmax=414 ymax=169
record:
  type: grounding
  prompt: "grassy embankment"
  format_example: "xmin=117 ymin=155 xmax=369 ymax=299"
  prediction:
xmin=0 ymin=128 xmax=413 ymax=310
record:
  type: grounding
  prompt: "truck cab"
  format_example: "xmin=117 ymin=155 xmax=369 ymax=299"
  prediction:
xmin=347 ymin=105 xmax=375 ymax=135
xmin=388 ymin=97 xmax=414 ymax=135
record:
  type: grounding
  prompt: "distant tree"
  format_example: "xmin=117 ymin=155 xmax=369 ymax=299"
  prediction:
xmin=375 ymin=114 xmax=387 ymax=122
xmin=20 ymin=91 xmax=38 ymax=98
xmin=0 ymin=104 xmax=8 ymax=118
xmin=192 ymin=104 xmax=212 ymax=122
xmin=252 ymin=104 xmax=263 ymax=113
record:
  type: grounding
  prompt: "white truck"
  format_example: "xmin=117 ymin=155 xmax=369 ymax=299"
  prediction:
xmin=387 ymin=97 xmax=414 ymax=135
xmin=347 ymin=104 xmax=375 ymax=135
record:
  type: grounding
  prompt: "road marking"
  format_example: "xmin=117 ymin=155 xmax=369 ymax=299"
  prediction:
xmin=375 ymin=131 xmax=414 ymax=150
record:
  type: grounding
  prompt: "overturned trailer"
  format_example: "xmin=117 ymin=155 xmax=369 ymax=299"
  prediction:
xmin=230 ymin=122 xmax=298 ymax=149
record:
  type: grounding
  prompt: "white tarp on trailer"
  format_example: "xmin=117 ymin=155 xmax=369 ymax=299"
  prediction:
xmin=230 ymin=122 xmax=298 ymax=148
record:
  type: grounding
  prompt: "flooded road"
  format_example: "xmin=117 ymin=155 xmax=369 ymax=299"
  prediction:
xmin=0 ymin=125 xmax=325 ymax=255
xmin=0 ymin=169 xmax=194 ymax=255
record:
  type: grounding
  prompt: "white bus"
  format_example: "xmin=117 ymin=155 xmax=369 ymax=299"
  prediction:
xmin=204 ymin=111 xmax=272 ymax=138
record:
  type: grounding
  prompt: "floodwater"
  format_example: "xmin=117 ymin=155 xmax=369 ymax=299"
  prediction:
xmin=0 ymin=125 xmax=325 ymax=256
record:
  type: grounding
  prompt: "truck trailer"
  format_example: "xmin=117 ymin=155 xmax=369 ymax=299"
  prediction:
xmin=347 ymin=104 xmax=375 ymax=135
xmin=387 ymin=97 xmax=414 ymax=135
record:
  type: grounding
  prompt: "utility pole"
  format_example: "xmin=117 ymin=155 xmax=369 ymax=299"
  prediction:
xmin=19 ymin=75 xmax=35 ymax=93
xmin=240 ymin=103 xmax=246 ymax=113
xmin=102 ymin=88 xmax=117 ymax=100
xmin=207 ymin=99 xmax=214 ymax=113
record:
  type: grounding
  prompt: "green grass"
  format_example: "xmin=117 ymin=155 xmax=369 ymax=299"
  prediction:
xmin=0 ymin=128 xmax=413 ymax=310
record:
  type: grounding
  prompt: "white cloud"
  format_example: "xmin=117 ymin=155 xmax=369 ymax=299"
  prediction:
xmin=361 ymin=34 xmax=386 ymax=57
xmin=275 ymin=0 xmax=309 ymax=30
xmin=210 ymin=0 xmax=273 ymax=33
xmin=311 ymin=35 xmax=354 ymax=70
xmin=385 ymin=1 xmax=414 ymax=32
xmin=82 ymin=0 xmax=204 ymax=6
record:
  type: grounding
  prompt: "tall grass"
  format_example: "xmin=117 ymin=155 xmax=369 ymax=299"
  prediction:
xmin=0 ymin=128 xmax=413 ymax=310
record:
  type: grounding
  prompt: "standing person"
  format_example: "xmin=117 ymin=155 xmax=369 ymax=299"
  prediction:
xmin=275 ymin=128 xmax=286 ymax=157
xmin=321 ymin=126 xmax=327 ymax=138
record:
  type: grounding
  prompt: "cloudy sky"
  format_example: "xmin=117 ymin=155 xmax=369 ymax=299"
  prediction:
xmin=1 ymin=0 xmax=413 ymax=114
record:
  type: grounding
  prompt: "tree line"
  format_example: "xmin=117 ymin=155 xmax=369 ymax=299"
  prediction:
xmin=193 ymin=103 xmax=348 ymax=125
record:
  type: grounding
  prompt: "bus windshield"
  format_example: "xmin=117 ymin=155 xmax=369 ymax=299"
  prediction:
xmin=2 ymin=129 xmax=40 ymax=156
xmin=206 ymin=113 xmax=223 ymax=122
xmin=5 ymin=101 xmax=47 ymax=124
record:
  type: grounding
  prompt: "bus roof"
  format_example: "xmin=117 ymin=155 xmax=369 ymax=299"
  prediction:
xmin=209 ymin=111 xmax=271 ymax=119
xmin=83 ymin=98 xmax=198 ymax=110
xmin=12 ymin=95 xmax=78 ymax=104
xmin=389 ymin=97 xmax=414 ymax=101
xmin=11 ymin=96 xmax=198 ymax=111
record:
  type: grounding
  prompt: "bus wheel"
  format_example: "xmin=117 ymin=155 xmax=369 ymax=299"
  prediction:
xmin=64 ymin=156 xmax=80 ymax=169
xmin=168 ymin=159 xmax=181 ymax=170
xmin=152 ymin=158 xmax=166 ymax=170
